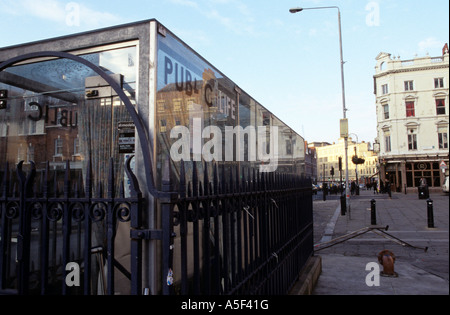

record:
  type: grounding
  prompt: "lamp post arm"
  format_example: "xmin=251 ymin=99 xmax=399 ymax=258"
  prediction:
xmin=290 ymin=6 xmax=340 ymax=13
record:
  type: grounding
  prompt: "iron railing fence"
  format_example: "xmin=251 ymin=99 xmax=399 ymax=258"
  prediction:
xmin=0 ymin=158 xmax=143 ymax=295
xmin=1 ymin=159 xmax=313 ymax=295
xmin=165 ymin=162 xmax=314 ymax=295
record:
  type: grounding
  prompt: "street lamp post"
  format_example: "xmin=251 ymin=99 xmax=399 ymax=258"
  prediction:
xmin=290 ymin=5 xmax=350 ymax=208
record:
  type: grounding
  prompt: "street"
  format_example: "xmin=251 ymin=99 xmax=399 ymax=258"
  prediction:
xmin=311 ymin=189 xmax=449 ymax=295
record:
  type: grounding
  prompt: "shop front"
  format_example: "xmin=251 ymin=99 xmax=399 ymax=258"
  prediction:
xmin=380 ymin=158 xmax=449 ymax=194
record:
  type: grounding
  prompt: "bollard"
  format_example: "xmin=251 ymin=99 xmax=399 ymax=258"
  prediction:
xmin=371 ymin=199 xmax=377 ymax=225
xmin=427 ymin=199 xmax=435 ymax=228
xmin=340 ymin=194 xmax=346 ymax=216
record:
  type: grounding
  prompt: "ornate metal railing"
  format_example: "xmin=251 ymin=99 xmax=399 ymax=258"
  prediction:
xmin=1 ymin=158 xmax=313 ymax=295
xmin=0 ymin=158 xmax=143 ymax=295
xmin=164 ymin=162 xmax=314 ymax=295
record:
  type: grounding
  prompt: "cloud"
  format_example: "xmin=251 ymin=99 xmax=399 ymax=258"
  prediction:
xmin=166 ymin=0 xmax=256 ymax=36
xmin=1 ymin=0 xmax=121 ymax=28
xmin=76 ymin=3 xmax=122 ymax=28
xmin=22 ymin=0 xmax=67 ymax=22
xmin=418 ymin=37 xmax=443 ymax=53
xmin=166 ymin=0 xmax=199 ymax=8
xmin=203 ymin=1 xmax=256 ymax=36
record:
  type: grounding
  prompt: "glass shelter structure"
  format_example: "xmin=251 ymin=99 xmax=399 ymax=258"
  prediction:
xmin=0 ymin=20 xmax=311 ymax=295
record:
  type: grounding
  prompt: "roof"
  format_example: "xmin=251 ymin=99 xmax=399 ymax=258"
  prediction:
xmin=0 ymin=19 xmax=157 ymax=52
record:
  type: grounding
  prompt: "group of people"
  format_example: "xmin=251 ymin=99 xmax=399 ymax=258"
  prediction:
xmin=366 ymin=179 xmax=393 ymax=195
xmin=319 ymin=179 xmax=397 ymax=196
xmin=348 ymin=180 xmax=388 ymax=195
xmin=318 ymin=177 xmax=430 ymax=197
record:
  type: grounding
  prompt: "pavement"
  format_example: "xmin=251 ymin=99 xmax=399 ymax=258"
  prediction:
xmin=310 ymin=189 xmax=449 ymax=295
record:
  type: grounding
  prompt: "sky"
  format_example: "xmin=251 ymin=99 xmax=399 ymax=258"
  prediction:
xmin=0 ymin=0 xmax=449 ymax=145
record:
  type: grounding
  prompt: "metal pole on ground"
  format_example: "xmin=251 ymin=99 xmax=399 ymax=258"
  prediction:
xmin=371 ymin=199 xmax=377 ymax=225
xmin=427 ymin=199 xmax=435 ymax=228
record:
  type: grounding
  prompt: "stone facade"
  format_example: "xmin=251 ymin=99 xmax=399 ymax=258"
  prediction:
xmin=373 ymin=46 xmax=449 ymax=193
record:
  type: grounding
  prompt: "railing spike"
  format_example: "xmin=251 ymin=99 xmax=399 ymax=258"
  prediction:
xmin=192 ymin=162 xmax=198 ymax=196
xmin=119 ymin=180 xmax=125 ymax=198
xmin=1 ymin=162 xmax=9 ymax=198
xmin=64 ymin=160 xmax=70 ymax=198
xmin=85 ymin=159 xmax=92 ymax=198
xmin=203 ymin=162 xmax=209 ymax=196
xmin=179 ymin=159 xmax=186 ymax=196
xmin=108 ymin=157 xmax=115 ymax=199
xmin=53 ymin=168 xmax=59 ymax=197
xmin=213 ymin=163 xmax=218 ymax=195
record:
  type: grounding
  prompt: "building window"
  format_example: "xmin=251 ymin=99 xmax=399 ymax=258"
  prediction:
xmin=436 ymin=99 xmax=446 ymax=115
xmin=404 ymin=81 xmax=414 ymax=91
xmin=384 ymin=134 xmax=391 ymax=152
xmin=434 ymin=78 xmax=444 ymax=89
xmin=173 ymin=99 xmax=182 ymax=112
xmin=24 ymin=98 xmax=39 ymax=112
xmin=406 ymin=101 xmax=415 ymax=117
xmin=408 ymin=132 xmax=417 ymax=151
xmin=0 ymin=123 xmax=7 ymax=137
xmin=157 ymin=100 xmax=166 ymax=113
xmin=160 ymin=119 xmax=167 ymax=133
xmin=438 ymin=127 xmax=448 ymax=149
xmin=74 ymin=137 xmax=80 ymax=155
xmin=54 ymin=138 xmax=63 ymax=156
xmin=382 ymin=84 xmax=389 ymax=95
xmin=17 ymin=144 xmax=25 ymax=163
xmin=286 ymin=140 xmax=292 ymax=155
xmin=406 ymin=162 xmax=442 ymax=188
xmin=29 ymin=119 xmax=37 ymax=135
xmin=27 ymin=144 xmax=35 ymax=163
xmin=187 ymin=99 xmax=196 ymax=111
xmin=383 ymin=104 xmax=389 ymax=119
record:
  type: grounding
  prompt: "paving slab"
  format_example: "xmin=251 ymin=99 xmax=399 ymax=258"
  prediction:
xmin=311 ymin=190 xmax=449 ymax=295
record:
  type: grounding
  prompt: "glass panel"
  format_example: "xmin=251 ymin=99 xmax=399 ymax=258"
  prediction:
xmin=433 ymin=176 xmax=441 ymax=187
xmin=436 ymin=99 xmax=446 ymax=115
xmin=406 ymin=171 xmax=413 ymax=187
xmin=0 ymin=45 xmax=138 ymax=294
xmin=406 ymin=102 xmax=415 ymax=117
xmin=0 ymin=46 xmax=137 ymax=195
xmin=156 ymin=32 xmax=304 ymax=188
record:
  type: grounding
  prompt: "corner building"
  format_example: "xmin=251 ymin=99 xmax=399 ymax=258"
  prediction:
xmin=374 ymin=46 xmax=449 ymax=193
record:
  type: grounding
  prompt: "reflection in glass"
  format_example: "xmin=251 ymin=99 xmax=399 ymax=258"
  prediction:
xmin=0 ymin=46 xmax=137 ymax=195
xmin=0 ymin=45 xmax=138 ymax=294
xmin=156 ymin=32 xmax=306 ymax=189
